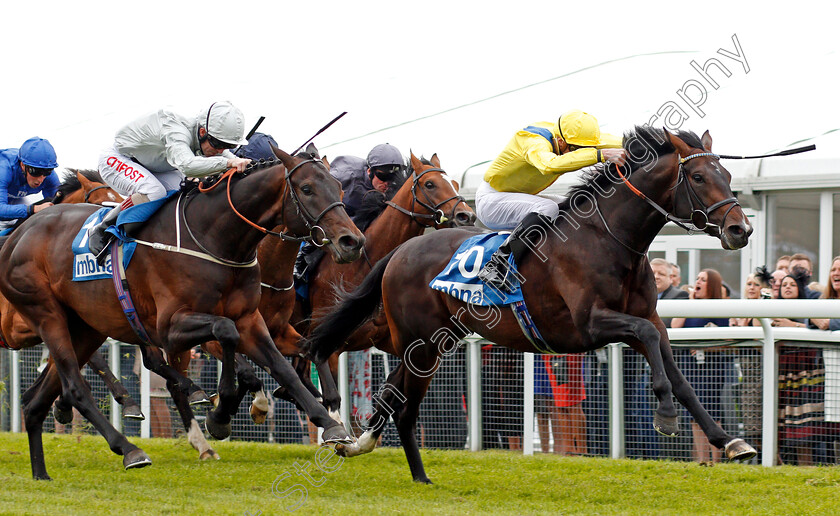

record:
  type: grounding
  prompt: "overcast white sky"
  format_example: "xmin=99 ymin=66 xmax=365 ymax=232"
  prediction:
xmin=2 ymin=1 xmax=838 ymax=182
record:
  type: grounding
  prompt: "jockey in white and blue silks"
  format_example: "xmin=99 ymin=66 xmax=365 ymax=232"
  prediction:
xmin=475 ymin=110 xmax=627 ymax=292
xmin=0 ymin=137 xmax=60 ymax=234
xmin=87 ymin=101 xmax=252 ymax=260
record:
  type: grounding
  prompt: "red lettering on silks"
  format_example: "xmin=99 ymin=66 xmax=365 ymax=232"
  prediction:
xmin=134 ymin=171 xmax=144 ymax=182
xmin=107 ymin=156 xmax=117 ymax=167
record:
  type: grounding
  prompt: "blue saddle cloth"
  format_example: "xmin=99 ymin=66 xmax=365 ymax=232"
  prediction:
xmin=429 ymin=232 xmax=524 ymax=306
xmin=71 ymin=191 xmax=177 ymax=281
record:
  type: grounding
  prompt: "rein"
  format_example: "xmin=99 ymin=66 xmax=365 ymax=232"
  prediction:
xmin=385 ymin=167 xmax=467 ymax=226
xmin=84 ymin=184 xmax=112 ymax=204
xmin=198 ymin=160 xmax=346 ymax=246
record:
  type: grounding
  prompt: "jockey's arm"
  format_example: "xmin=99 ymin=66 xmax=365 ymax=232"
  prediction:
xmin=525 ymin=131 xmax=625 ymax=175
xmin=161 ymin=119 xmax=233 ymax=178
xmin=0 ymin=176 xmax=29 ymax=221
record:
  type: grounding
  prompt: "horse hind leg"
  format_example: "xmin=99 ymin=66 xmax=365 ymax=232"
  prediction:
xmin=22 ymin=360 xmax=64 ymax=480
xmin=87 ymin=349 xmax=145 ymax=420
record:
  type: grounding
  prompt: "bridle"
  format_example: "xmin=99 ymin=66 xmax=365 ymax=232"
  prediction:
xmin=613 ymin=152 xmax=740 ymax=235
xmin=183 ymin=159 xmax=346 ymax=265
xmin=599 ymin=151 xmax=740 ymax=254
xmin=385 ymin=167 xmax=467 ymax=227
xmin=83 ymin=184 xmax=113 ymax=204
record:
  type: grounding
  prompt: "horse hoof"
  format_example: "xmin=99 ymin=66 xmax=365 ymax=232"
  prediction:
xmin=33 ymin=472 xmax=53 ymax=481
xmin=250 ymin=407 xmax=267 ymax=425
xmin=199 ymin=449 xmax=221 ymax=461
xmin=205 ymin=415 xmax=232 ymax=440
xmin=53 ymin=405 xmax=73 ymax=425
xmin=122 ymin=405 xmax=146 ymax=421
xmin=321 ymin=425 xmax=353 ymax=445
xmin=414 ymin=477 xmax=433 ymax=485
xmin=272 ymin=386 xmax=287 ymax=399
xmin=209 ymin=394 xmax=220 ymax=408
xmin=188 ymin=390 xmax=212 ymax=406
xmin=124 ymin=449 xmax=152 ymax=470
xmin=725 ymin=439 xmax=757 ymax=462
xmin=653 ymin=414 xmax=679 ymax=437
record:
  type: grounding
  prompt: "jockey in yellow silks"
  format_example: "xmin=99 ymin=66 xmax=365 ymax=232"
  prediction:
xmin=476 ymin=109 xmax=627 ymax=291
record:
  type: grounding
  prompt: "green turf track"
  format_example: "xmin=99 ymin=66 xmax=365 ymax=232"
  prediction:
xmin=1 ymin=432 xmax=838 ymax=515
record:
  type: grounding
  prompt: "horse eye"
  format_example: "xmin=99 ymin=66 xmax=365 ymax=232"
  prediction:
xmin=692 ymin=174 xmax=704 ymax=183
xmin=301 ymin=185 xmax=313 ymax=195
xmin=424 ymin=181 xmax=435 ymax=189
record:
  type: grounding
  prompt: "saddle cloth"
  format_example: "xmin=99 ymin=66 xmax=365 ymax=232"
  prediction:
xmin=70 ymin=191 xmax=176 ymax=281
xmin=429 ymin=232 xmax=524 ymax=306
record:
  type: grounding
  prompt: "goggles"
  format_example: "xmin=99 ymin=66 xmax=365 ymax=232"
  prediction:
xmin=207 ymin=134 xmax=237 ymax=151
xmin=25 ymin=165 xmax=53 ymax=178
xmin=370 ymin=165 xmax=401 ymax=181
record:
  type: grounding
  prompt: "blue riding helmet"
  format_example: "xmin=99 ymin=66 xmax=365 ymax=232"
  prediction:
xmin=234 ymin=132 xmax=278 ymax=161
xmin=19 ymin=137 xmax=58 ymax=169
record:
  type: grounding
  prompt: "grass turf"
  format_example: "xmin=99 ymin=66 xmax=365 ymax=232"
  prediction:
xmin=0 ymin=432 xmax=838 ymax=515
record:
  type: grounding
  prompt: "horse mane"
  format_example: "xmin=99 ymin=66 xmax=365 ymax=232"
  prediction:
xmin=53 ymin=168 xmax=105 ymax=204
xmin=557 ymin=125 xmax=704 ymax=215
xmin=351 ymin=157 xmax=423 ymax=233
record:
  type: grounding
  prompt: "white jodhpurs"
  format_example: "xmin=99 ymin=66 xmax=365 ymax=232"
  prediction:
xmin=475 ymin=181 xmax=564 ymax=230
xmin=98 ymin=145 xmax=183 ymax=202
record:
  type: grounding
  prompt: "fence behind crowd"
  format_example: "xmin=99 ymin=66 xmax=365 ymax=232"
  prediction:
xmin=1 ymin=300 xmax=839 ymax=467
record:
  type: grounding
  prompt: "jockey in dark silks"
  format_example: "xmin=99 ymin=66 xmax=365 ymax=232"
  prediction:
xmin=234 ymin=137 xmax=405 ymax=285
xmin=0 ymin=137 xmax=60 ymax=237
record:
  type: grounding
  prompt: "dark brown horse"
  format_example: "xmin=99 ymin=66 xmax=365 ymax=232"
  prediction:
xmin=304 ymin=127 xmax=757 ymax=483
xmin=0 ymin=149 xmax=364 ymax=479
xmin=290 ymin=153 xmax=475 ymax=417
xmin=0 ymin=170 xmax=144 ymax=421
xmin=187 ymin=153 xmax=476 ymax=424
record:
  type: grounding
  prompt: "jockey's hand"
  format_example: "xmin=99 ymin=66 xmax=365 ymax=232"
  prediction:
xmin=227 ymin=157 xmax=251 ymax=172
xmin=602 ymin=149 xmax=627 ymax=167
xmin=33 ymin=202 xmax=54 ymax=213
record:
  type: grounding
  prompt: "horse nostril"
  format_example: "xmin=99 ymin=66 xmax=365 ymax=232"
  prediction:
xmin=727 ymin=225 xmax=745 ymax=238
xmin=338 ymin=235 xmax=361 ymax=251
xmin=455 ymin=212 xmax=476 ymax=226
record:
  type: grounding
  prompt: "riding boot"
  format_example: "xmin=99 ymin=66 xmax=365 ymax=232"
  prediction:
xmin=477 ymin=211 xmax=549 ymax=294
xmin=293 ymin=243 xmax=318 ymax=283
xmin=88 ymin=204 xmax=124 ymax=264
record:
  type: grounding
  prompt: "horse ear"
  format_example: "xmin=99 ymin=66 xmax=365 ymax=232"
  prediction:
xmin=76 ymin=171 xmax=93 ymax=188
xmin=272 ymin=145 xmax=293 ymax=167
xmin=665 ymin=130 xmax=692 ymax=156
xmin=409 ymin=152 xmax=422 ymax=170
xmin=430 ymin=153 xmax=441 ymax=168
xmin=700 ymin=130 xmax=713 ymax=151
xmin=305 ymin=143 xmax=320 ymax=159
xmin=322 ymin=156 xmax=330 ymax=170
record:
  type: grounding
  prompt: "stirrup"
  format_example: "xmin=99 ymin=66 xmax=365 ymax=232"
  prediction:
xmin=94 ymin=236 xmax=114 ymax=266
xmin=478 ymin=254 xmax=516 ymax=294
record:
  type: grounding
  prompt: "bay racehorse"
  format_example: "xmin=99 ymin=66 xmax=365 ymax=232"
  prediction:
xmin=289 ymin=153 xmax=475 ymax=417
xmin=0 ymin=148 xmax=364 ymax=479
xmin=0 ymin=170 xmax=144 ymax=420
xmin=181 ymin=153 xmax=476 ymax=424
xmin=304 ymin=127 xmax=758 ymax=483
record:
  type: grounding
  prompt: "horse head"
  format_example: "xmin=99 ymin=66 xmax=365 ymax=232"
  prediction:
xmin=664 ymin=130 xmax=753 ymax=250
xmin=272 ymin=146 xmax=365 ymax=264
xmin=402 ymin=153 xmax=475 ymax=228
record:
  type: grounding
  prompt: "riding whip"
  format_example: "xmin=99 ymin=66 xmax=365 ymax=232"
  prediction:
xmin=245 ymin=116 xmax=266 ymax=141
xmin=290 ymin=112 xmax=348 ymax=156
xmin=718 ymin=144 xmax=816 ymax=160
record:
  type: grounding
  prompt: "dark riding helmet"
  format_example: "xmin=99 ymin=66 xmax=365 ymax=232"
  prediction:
xmin=234 ymin=133 xmax=278 ymax=161
xmin=366 ymin=143 xmax=404 ymax=181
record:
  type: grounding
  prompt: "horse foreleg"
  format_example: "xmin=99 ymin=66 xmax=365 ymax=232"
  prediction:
xmin=167 ymin=312 xmax=241 ymax=441
xmin=169 ymin=348 xmax=211 ymax=406
xmin=137 ymin=345 xmax=219 ymax=460
xmin=588 ymin=309 xmax=679 ymax=436
xmin=659 ymin=340 xmax=757 ymax=461
xmin=87 ymin=349 xmax=144 ymax=420
xmin=316 ymin=356 xmax=343 ymax=423
xmin=236 ymin=314 xmax=352 ymax=445
xmin=201 ymin=340 xmax=267 ymax=424
xmin=392 ymin=359 xmax=436 ymax=484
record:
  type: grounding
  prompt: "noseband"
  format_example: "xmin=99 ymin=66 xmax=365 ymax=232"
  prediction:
xmin=614 ymin=152 xmax=741 ymax=237
xmin=385 ymin=167 xmax=467 ymax=226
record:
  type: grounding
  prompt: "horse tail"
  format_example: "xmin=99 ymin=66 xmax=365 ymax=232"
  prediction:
xmin=303 ymin=248 xmax=398 ymax=363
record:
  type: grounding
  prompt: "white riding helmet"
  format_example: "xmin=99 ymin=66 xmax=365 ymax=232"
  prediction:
xmin=202 ymin=101 xmax=249 ymax=146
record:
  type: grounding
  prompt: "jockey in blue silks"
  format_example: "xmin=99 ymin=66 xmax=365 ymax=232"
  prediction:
xmin=0 ymin=137 xmax=60 ymax=235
